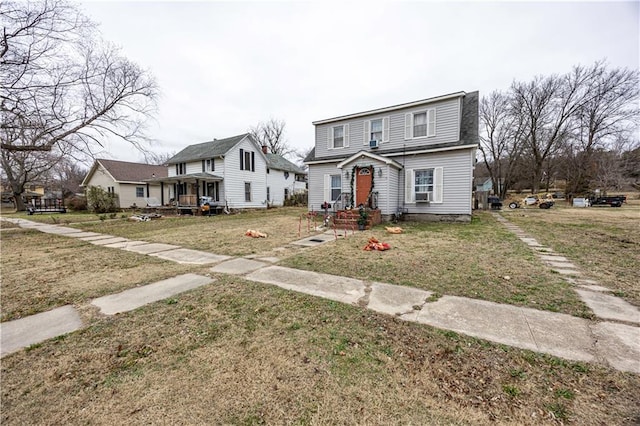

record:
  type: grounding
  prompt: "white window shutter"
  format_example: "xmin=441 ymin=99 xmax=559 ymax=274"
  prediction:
xmin=404 ymin=169 xmax=415 ymax=203
xmin=363 ymin=120 xmax=370 ymax=145
xmin=433 ymin=167 xmax=443 ymax=203
xmin=383 ymin=117 xmax=390 ymax=142
xmin=404 ymin=113 xmax=412 ymax=139
xmin=344 ymin=123 xmax=350 ymax=147
xmin=427 ymin=109 xmax=436 ymax=137
xmin=327 ymin=127 xmax=333 ymax=149
xmin=323 ymin=174 xmax=331 ymax=202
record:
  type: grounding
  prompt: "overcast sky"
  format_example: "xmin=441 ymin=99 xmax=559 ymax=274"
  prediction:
xmin=79 ymin=0 xmax=639 ymax=163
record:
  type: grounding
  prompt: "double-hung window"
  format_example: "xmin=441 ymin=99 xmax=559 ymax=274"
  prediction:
xmin=328 ymin=124 xmax=349 ymax=149
xmin=370 ymin=119 xmax=383 ymax=142
xmin=136 ymin=187 xmax=144 ymax=198
xmin=405 ymin=108 xmax=436 ymax=139
xmin=239 ymin=149 xmax=255 ymax=171
xmin=330 ymin=175 xmax=341 ymax=201
xmin=414 ymin=169 xmax=433 ymax=201
xmin=175 ymin=162 xmax=186 ymax=175
xmin=363 ymin=117 xmax=389 ymax=145
xmin=244 ymin=182 xmax=251 ymax=202
xmin=405 ymin=167 xmax=443 ymax=203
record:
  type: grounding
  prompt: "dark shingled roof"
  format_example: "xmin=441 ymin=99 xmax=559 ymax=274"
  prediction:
xmin=167 ymin=133 xmax=250 ymax=164
xmin=265 ymin=153 xmax=305 ymax=174
xmin=97 ymin=159 xmax=167 ymax=182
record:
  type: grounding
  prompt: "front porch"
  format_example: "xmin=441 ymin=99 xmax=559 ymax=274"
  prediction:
xmin=332 ymin=208 xmax=382 ymax=230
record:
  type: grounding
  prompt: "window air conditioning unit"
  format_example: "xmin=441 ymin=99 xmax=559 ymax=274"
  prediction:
xmin=369 ymin=139 xmax=379 ymax=149
xmin=415 ymin=192 xmax=431 ymax=202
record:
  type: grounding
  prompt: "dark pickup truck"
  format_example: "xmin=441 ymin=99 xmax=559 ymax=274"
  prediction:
xmin=589 ymin=195 xmax=626 ymax=207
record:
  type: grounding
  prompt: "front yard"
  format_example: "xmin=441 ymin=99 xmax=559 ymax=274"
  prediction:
xmin=1 ymin=205 xmax=639 ymax=424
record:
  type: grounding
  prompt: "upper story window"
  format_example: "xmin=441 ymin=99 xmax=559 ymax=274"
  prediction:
xmin=405 ymin=108 xmax=436 ymax=139
xmin=328 ymin=124 xmax=349 ymax=149
xmin=239 ymin=149 xmax=255 ymax=172
xmin=206 ymin=159 xmax=214 ymax=172
xmin=175 ymin=162 xmax=186 ymax=175
xmin=364 ymin=117 xmax=389 ymax=145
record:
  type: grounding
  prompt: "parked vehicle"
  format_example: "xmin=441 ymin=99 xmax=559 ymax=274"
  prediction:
xmin=487 ymin=196 xmax=503 ymax=210
xmin=508 ymin=194 xmax=554 ymax=209
xmin=589 ymin=195 xmax=626 ymax=207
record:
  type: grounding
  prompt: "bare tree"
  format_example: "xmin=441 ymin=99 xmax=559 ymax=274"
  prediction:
xmin=1 ymin=0 xmax=158 ymax=209
xmin=142 ymin=150 xmax=176 ymax=166
xmin=249 ymin=118 xmax=294 ymax=158
xmin=478 ymin=91 xmax=526 ymax=198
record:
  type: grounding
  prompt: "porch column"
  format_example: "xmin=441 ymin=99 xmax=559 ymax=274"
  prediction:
xmin=196 ymin=179 xmax=201 ymax=207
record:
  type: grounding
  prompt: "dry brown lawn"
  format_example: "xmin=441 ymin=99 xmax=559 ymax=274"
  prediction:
xmin=503 ymin=199 xmax=640 ymax=308
xmin=2 ymin=277 xmax=639 ymax=425
xmin=1 ymin=206 xmax=639 ymax=424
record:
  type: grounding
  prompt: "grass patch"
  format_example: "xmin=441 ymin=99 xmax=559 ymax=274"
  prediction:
xmin=280 ymin=211 xmax=591 ymax=317
xmin=504 ymin=201 xmax=640 ymax=308
xmin=2 ymin=277 xmax=638 ymax=424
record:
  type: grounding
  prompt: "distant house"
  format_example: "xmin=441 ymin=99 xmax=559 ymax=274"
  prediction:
xmin=265 ymin=151 xmax=307 ymax=206
xmin=305 ymin=91 xmax=479 ymax=222
xmin=150 ymin=133 xmax=306 ymax=211
xmin=81 ymin=159 xmax=169 ymax=208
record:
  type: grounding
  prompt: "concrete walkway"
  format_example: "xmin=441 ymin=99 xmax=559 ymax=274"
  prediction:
xmin=1 ymin=216 xmax=638 ymax=374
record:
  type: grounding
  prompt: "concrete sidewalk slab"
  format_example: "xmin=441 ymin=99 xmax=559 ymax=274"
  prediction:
xmin=121 ymin=243 xmax=180 ymax=254
xmin=150 ymin=248 xmax=231 ymax=265
xmin=65 ymin=231 xmax=103 ymax=239
xmin=368 ymin=282 xmax=433 ymax=316
xmin=0 ymin=305 xmax=83 ymax=357
xmin=89 ymin=237 xmax=129 ymax=246
xmin=91 ymin=274 xmax=214 ymax=315
xmin=539 ymin=255 xmax=569 ymax=262
xmin=552 ymin=268 xmax=581 ymax=276
xmin=576 ymin=289 xmax=640 ymax=324
xmin=210 ymin=258 xmax=267 ymax=275
xmin=36 ymin=226 xmax=83 ymax=235
xmin=577 ymin=285 xmax=612 ymax=293
xmin=245 ymin=265 xmax=366 ymax=305
xmin=547 ymin=261 xmax=577 ymax=269
xmin=79 ymin=234 xmax=118 ymax=241
xmin=103 ymin=240 xmax=149 ymax=249
xmin=408 ymin=296 xmax=538 ymax=351
xmin=592 ymin=322 xmax=640 ymax=373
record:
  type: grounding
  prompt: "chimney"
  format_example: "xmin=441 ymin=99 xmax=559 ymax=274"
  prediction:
xmin=261 ymin=145 xmax=268 ymax=154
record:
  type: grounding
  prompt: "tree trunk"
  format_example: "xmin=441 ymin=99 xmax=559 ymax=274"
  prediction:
xmin=13 ymin=191 xmax=26 ymax=211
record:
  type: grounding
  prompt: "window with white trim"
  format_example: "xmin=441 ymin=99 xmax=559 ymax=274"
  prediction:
xmin=405 ymin=108 xmax=436 ymax=139
xmin=244 ymin=182 xmax=251 ymax=202
xmin=405 ymin=167 xmax=443 ymax=203
xmin=328 ymin=124 xmax=349 ymax=149
xmin=330 ymin=175 xmax=341 ymax=201
xmin=370 ymin=119 xmax=383 ymax=142
xmin=333 ymin=126 xmax=344 ymax=148
xmin=136 ymin=187 xmax=144 ymax=198
xmin=364 ymin=117 xmax=389 ymax=145
xmin=414 ymin=169 xmax=433 ymax=201
xmin=175 ymin=162 xmax=186 ymax=175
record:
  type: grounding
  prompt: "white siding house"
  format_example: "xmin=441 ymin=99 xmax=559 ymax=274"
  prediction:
xmin=305 ymin=91 xmax=479 ymax=221
xmin=81 ymin=159 xmax=169 ymax=208
xmin=151 ymin=133 xmax=306 ymax=211
xmin=265 ymin=153 xmax=307 ymax=206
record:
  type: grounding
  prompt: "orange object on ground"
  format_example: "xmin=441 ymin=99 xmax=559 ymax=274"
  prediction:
xmin=385 ymin=226 xmax=403 ymax=234
xmin=363 ymin=237 xmax=391 ymax=251
xmin=245 ymin=229 xmax=267 ymax=238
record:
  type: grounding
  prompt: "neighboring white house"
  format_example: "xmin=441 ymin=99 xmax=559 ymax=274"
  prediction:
xmin=265 ymin=152 xmax=307 ymax=206
xmin=81 ymin=159 xmax=169 ymax=208
xmin=305 ymin=91 xmax=479 ymax=222
xmin=149 ymin=133 xmax=306 ymax=210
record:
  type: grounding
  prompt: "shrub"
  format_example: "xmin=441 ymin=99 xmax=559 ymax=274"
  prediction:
xmin=66 ymin=196 xmax=87 ymax=211
xmin=86 ymin=186 xmax=119 ymax=213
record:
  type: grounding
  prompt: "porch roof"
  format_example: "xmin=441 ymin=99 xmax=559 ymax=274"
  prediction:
xmin=144 ymin=172 xmax=223 ymax=184
xmin=335 ymin=151 xmax=403 ymax=170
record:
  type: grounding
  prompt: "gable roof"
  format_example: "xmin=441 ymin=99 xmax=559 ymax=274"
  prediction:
xmin=265 ymin=153 xmax=306 ymax=174
xmin=312 ymin=91 xmax=466 ymax=125
xmin=82 ymin=159 xmax=167 ymax=186
xmin=336 ymin=151 xmax=403 ymax=169
xmin=167 ymin=133 xmax=251 ymax=164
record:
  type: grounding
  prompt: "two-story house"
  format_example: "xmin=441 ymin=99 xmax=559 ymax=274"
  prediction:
xmin=305 ymin=91 xmax=478 ymax=222
xmin=149 ymin=133 xmax=306 ymax=211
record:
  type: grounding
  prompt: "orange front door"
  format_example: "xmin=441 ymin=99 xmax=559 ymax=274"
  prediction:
xmin=355 ymin=167 xmax=372 ymax=206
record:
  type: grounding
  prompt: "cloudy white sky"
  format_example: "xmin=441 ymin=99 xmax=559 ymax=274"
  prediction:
xmin=80 ymin=0 xmax=639 ymax=163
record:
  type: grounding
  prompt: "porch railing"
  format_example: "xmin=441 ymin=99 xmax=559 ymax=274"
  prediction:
xmin=333 ymin=192 xmax=352 ymax=211
xmin=178 ymin=194 xmax=197 ymax=206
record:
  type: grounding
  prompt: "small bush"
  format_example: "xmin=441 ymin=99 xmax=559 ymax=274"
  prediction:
xmin=86 ymin=186 xmax=118 ymax=213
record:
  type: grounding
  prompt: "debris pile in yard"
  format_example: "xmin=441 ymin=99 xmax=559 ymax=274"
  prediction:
xmin=363 ymin=237 xmax=390 ymax=251
xmin=245 ymin=229 xmax=267 ymax=238
xmin=129 ymin=213 xmax=162 ymax=222
xmin=385 ymin=226 xmax=403 ymax=234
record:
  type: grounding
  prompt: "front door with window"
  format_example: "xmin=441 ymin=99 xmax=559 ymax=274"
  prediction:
xmin=355 ymin=167 xmax=372 ymax=207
